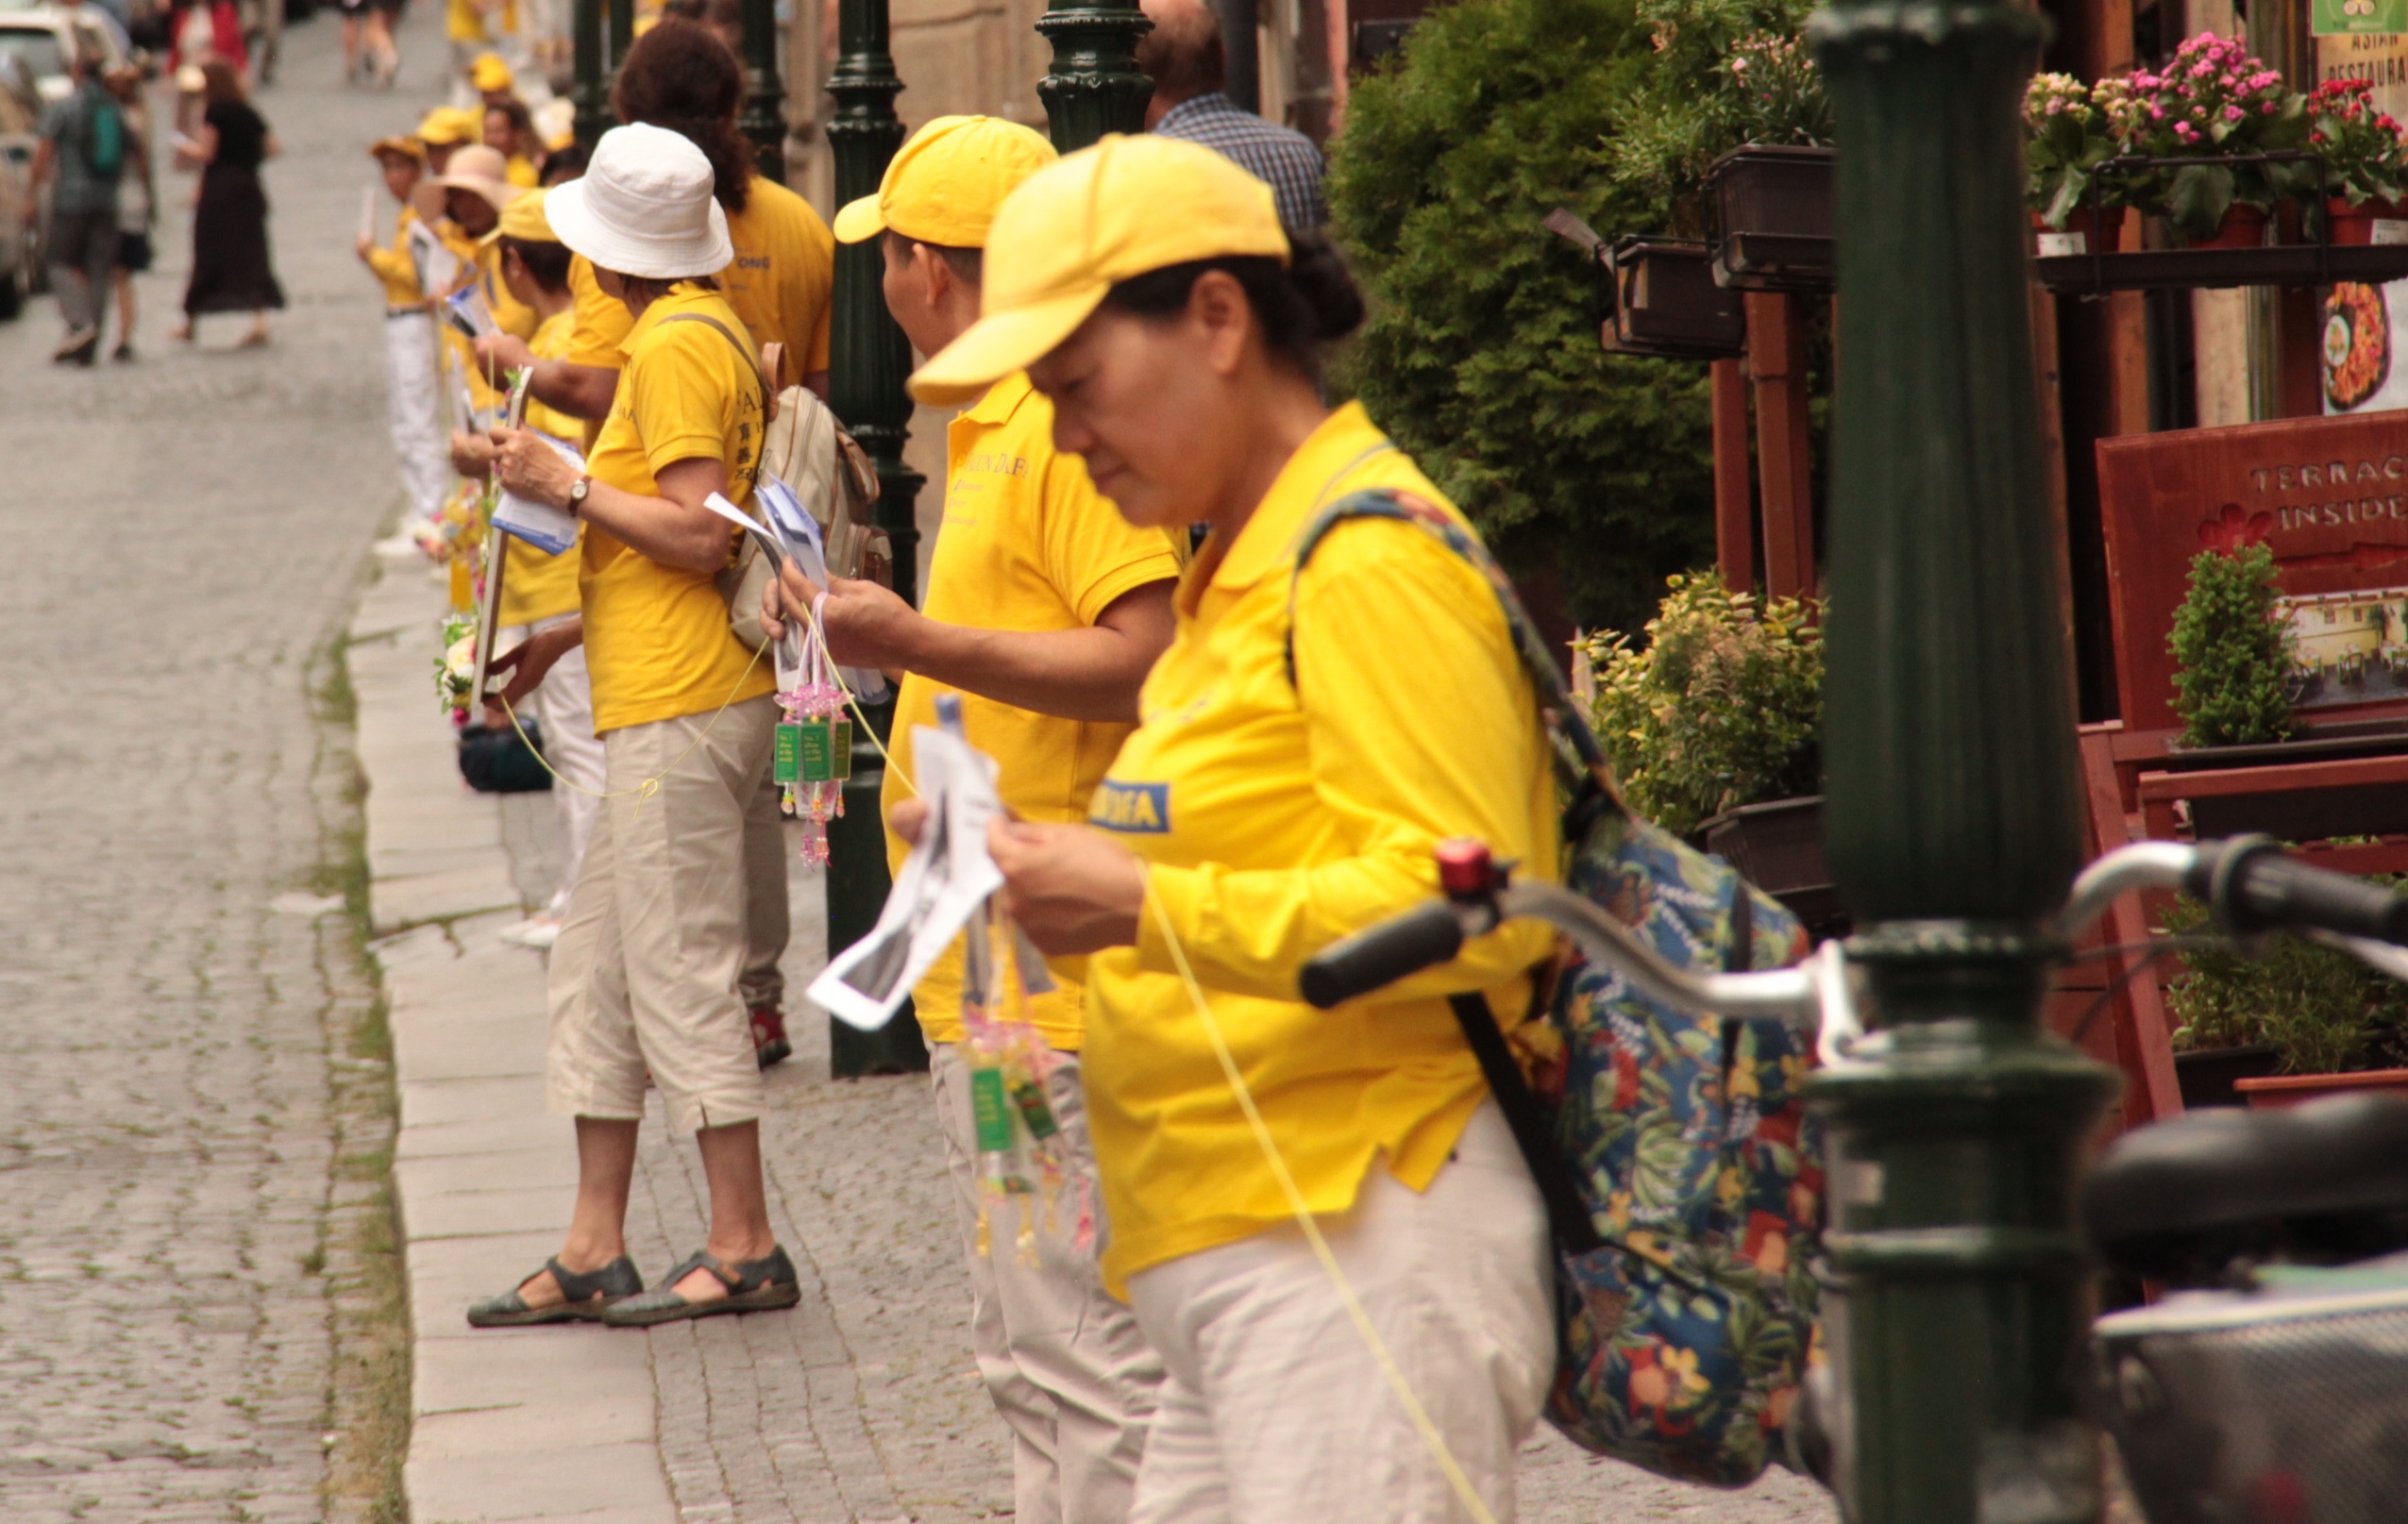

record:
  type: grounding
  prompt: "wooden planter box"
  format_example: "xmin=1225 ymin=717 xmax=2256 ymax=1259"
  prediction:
xmin=2236 ymin=1066 xmax=2408 ymax=1108
xmin=1694 ymin=795 xmax=1847 ymax=940
xmin=1604 ymin=237 xmax=1744 ymax=360
xmin=1708 ymin=144 xmax=1834 ymax=293
xmin=2174 ymin=1043 xmax=2281 ymax=1110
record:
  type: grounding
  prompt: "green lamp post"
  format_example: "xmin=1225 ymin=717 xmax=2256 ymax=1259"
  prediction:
xmin=824 ymin=0 xmax=929 ymax=1077
xmin=1807 ymin=0 xmax=2119 ymax=1519
xmin=572 ymin=0 xmax=607 ymax=148
xmin=1037 ymin=0 xmax=1153 ymax=151
xmin=737 ymin=0 xmax=785 ymax=181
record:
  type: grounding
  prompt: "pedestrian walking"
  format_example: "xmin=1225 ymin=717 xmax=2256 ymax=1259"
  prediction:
xmin=447 ymin=189 xmax=606 ymax=951
xmin=359 ymin=135 xmax=449 ymax=528
xmin=905 ymin=135 xmax=1558 ymax=1524
xmin=766 ymin=114 xmax=1180 ymax=1524
xmin=104 ymin=61 xmax=154 ymax=361
xmin=173 ymin=59 xmax=283 ymax=349
xmin=473 ymin=15 xmax=840 ymax=1064
xmin=464 ymin=123 xmax=800 ymax=1330
xmin=27 ymin=36 xmax=125 ymax=364
xmin=1137 ymin=0 xmax=1326 ymax=230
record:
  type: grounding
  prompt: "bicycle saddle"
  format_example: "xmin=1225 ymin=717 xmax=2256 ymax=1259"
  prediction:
xmin=2082 ymin=1093 xmax=2408 ymax=1284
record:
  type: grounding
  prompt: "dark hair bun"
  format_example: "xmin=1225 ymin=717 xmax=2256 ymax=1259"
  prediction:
xmin=1286 ymin=229 xmax=1365 ymax=343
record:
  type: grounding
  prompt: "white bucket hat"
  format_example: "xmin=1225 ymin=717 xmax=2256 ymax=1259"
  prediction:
xmin=544 ymin=123 xmax=733 ymax=280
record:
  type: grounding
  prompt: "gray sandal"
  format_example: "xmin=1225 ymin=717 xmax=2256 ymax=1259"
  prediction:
xmin=466 ymin=1255 xmax=644 ymax=1328
xmin=599 ymin=1247 xmax=800 ymax=1327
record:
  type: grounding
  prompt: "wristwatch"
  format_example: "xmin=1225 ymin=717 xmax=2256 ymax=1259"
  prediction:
xmin=566 ymin=475 xmax=593 ymax=515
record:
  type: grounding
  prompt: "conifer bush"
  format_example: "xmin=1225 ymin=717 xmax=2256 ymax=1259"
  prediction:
xmin=2167 ymin=544 xmax=2295 ymax=748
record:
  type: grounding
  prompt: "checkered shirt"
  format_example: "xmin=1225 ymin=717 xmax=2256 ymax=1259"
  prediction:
xmin=1152 ymin=92 xmax=1329 ymax=231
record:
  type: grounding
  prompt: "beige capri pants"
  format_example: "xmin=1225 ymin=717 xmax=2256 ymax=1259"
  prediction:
xmin=546 ymin=694 xmax=778 ymax=1133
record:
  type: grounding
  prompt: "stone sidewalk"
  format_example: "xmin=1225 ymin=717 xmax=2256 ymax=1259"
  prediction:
xmin=345 ymin=547 xmax=1834 ymax=1524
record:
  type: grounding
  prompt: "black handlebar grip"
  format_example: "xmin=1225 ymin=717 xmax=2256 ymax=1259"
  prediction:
xmin=1300 ymin=903 xmax=1467 ymax=1010
xmin=2188 ymin=837 xmax=2408 ymax=944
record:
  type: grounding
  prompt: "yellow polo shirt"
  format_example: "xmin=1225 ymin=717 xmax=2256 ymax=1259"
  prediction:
xmin=365 ymin=204 xmax=424 ymax=307
xmin=579 ymin=283 xmax=775 ymax=734
xmin=505 ymin=154 xmax=540 ymax=190
xmin=1077 ymin=402 xmax=1558 ymax=1296
xmin=881 ymin=373 xmax=1184 ymax=1049
xmin=722 ymin=178 xmax=836 ymax=377
xmin=497 ymin=309 xmax=584 ymax=628
xmin=562 ymin=178 xmax=834 ymax=379
xmin=438 ymin=222 xmax=538 ymax=410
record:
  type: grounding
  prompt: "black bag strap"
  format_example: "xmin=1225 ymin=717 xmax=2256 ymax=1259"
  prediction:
xmin=1446 ymin=986 xmax=1603 ymax=1256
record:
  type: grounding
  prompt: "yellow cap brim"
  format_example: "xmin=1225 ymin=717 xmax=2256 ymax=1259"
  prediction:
xmin=832 ymin=193 xmax=884 ymax=244
xmin=908 ymin=286 xmax=1104 ymax=406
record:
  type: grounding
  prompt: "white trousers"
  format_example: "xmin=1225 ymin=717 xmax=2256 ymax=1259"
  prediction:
xmin=1123 ymin=1102 xmax=1554 ymax=1524
xmin=527 ymin=622 xmax=602 ymax=915
xmin=384 ymin=311 xmax=450 ymax=525
xmin=932 ymin=1044 xmax=1163 ymax=1524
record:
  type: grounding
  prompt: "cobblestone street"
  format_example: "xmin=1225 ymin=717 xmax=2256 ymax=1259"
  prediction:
xmin=0 ymin=8 xmax=1837 ymax=1519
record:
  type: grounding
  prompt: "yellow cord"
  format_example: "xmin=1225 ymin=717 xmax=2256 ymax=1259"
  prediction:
xmin=496 ymin=636 xmax=769 ymax=812
xmin=1143 ymin=886 xmax=1502 ymax=1524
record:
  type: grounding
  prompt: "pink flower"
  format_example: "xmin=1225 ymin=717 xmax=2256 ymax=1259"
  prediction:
xmin=2225 ymin=104 xmax=2243 ymax=121
xmin=2265 ymin=101 xmax=2280 ymax=114
xmin=2151 ymin=105 xmax=2166 ymax=119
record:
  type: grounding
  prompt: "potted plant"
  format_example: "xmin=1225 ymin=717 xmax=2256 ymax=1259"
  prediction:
xmin=2169 ymin=542 xmax=2295 ymax=753
xmin=2307 ymin=77 xmax=2408 ymax=245
xmin=2111 ymin=33 xmax=2311 ymax=248
xmin=1581 ymin=574 xmax=1836 ymax=931
xmin=2161 ymin=884 xmax=2408 ymax=1106
xmin=2026 ymin=72 xmax=2125 ymax=251
xmin=1703 ymin=30 xmax=1838 ymax=291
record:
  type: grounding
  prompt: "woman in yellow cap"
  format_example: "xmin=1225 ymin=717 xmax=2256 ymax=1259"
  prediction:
xmin=903 ymin=133 xmax=1559 ymax=1521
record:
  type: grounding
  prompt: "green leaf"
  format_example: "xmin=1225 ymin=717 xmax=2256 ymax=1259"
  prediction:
xmin=2165 ymin=162 xmax=2236 ymax=242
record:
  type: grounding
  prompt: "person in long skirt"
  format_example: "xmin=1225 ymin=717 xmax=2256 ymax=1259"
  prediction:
xmin=174 ymin=59 xmax=284 ymax=347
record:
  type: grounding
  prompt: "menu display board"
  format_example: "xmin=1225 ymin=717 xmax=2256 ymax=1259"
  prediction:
xmin=2096 ymin=410 xmax=2408 ymax=729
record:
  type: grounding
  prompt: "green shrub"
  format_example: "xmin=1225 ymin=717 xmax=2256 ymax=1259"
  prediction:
xmin=1580 ymin=573 xmax=1823 ymax=834
xmin=2162 ymin=883 xmax=2408 ymax=1074
xmin=1329 ymin=0 xmax=1715 ymax=634
xmin=2168 ymin=544 xmax=2294 ymax=748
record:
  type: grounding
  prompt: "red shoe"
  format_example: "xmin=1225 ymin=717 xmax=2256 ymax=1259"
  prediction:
xmin=750 ymin=1006 xmax=792 ymax=1070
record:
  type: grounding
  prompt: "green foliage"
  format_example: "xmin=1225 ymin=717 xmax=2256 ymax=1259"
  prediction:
xmin=1580 ymin=574 xmax=1823 ymax=834
xmin=2168 ymin=544 xmax=2295 ymax=747
xmin=2163 ymin=885 xmax=2408 ymax=1074
xmin=1330 ymin=0 xmax=1746 ymax=632
xmin=1608 ymin=0 xmax=1828 ymax=235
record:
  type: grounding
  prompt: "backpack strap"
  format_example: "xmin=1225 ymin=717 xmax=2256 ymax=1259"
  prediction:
xmin=1448 ymin=985 xmax=1605 ymax=1256
xmin=655 ymin=310 xmax=768 ymax=498
xmin=1285 ymin=488 xmax=1618 ymax=795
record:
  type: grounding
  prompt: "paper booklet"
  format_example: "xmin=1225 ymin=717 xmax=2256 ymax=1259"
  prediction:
xmin=492 ymin=432 xmax=584 ymax=557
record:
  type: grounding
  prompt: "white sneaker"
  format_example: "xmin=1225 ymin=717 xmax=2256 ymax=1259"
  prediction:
xmin=498 ymin=915 xmax=561 ymax=949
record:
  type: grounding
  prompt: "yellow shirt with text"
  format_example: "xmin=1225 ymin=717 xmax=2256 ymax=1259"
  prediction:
xmin=579 ymin=284 xmax=775 ymax=733
xmin=881 ymin=373 xmax=1184 ymax=1049
xmin=1076 ymin=402 xmax=1559 ymax=1296
xmin=497 ymin=309 xmax=585 ymax=628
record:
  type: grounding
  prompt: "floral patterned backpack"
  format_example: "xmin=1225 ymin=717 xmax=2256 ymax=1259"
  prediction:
xmin=1289 ymin=490 xmax=1825 ymax=1487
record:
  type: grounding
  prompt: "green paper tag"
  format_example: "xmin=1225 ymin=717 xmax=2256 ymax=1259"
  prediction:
xmin=773 ymin=723 xmax=802 ymax=784
xmin=970 ymin=1065 xmax=1013 ymax=1154
xmin=797 ymin=718 xmax=853 ymax=782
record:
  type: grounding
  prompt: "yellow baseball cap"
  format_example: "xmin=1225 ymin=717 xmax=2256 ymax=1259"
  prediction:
xmin=369 ymin=135 xmax=426 ymax=164
xmin=494 ymin=187 xmax=556 ymax=243
xmin=471 ymin=52 xmax=514 ymax=92
xmin=832 ymin=115 xmax=1058 ymax=249
xmin=909 ymin=134 xmax=1288 ymax=406
xmin=414 ymin=106 xmax=481 ymax=146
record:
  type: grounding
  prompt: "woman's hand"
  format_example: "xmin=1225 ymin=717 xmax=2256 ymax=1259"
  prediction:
xmin=491 ymin=426 xmax=580 ymax=509
xmin=449 ymin=428 xmax=497 ymax=481
xmin=475 ymin=332 xmax=534 ymax=377
xmin=987 ymin=819 xmax=1146 ymax=956
xmin=763 ymin=558 xmax=918 ymax=669
xmin=355 ymin=233 xmax=375 ymax=261
xmin=480 ymin=623 xmax=579 ymax=726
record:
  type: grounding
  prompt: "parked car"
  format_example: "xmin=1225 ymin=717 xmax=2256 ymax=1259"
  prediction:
xmin=0 ymin=52 xmax=38 ymax=318
xmin=0 ymin=6 xmax=127 ymax=105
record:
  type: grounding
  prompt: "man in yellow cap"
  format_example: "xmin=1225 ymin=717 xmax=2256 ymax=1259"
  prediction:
xmin=413 ymin=105 xmax=481 ymax=175
xmin=358 ymin=136 xmax=449 ymax=529
xmin=766 ymin=115 xmax=1179 ymax=1524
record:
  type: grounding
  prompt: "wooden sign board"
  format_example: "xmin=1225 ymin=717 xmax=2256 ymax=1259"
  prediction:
xmin=2096 ymin=410 xmax=2408 ymax=731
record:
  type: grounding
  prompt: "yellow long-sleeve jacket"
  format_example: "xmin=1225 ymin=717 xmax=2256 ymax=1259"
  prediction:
xmin=364 ymin=204 xmax=425 ymax=309
xmin=1077 ymin=402 xmax=1560 ymax=1296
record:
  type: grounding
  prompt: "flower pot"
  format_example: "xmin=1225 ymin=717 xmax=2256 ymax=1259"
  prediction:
xmin=2326 ymin=196 xmax=2408 ymax=247
xmin=2180 ymin=204 xmax=2268 ymax=250
xmin=1603 ymin=237 xmax=1744 ymax=360
xmin=2235 ymin=1065 xmax=2408 ymax=1108
xmin=2032 ymin=205 xmax=2118 ymax=257
xmin=1707 ymin=144 xmax=1835 ymax=293
xmin=2161 ymin=720 xmax=2408 ymax=840
xmin=1693 ymin=795 xmax=1847 ymax=940
xmin=2174 ymin=1042 xmax=2282 ymax=1110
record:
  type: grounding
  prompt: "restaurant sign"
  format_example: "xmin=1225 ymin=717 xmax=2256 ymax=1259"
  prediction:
xmin=2096 ymin=410 xmax=2408 ymax=730
xmin=2316 ymin=0 xmax=2408 ymax=38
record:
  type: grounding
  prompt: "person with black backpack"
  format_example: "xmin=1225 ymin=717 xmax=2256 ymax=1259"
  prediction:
xmin=26 ymin=34 xmax=125 ymax=365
